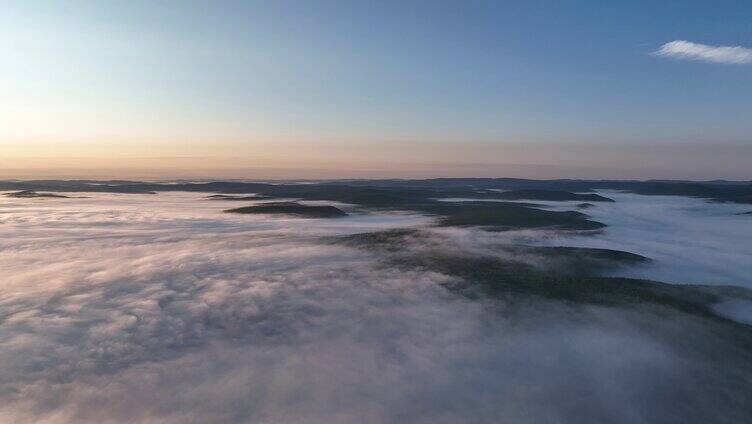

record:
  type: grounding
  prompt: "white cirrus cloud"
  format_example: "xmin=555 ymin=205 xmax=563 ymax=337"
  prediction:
xmin=654 ymin=40 xmax=752 ymax=64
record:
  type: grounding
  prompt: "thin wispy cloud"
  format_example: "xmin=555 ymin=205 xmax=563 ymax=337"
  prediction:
xmin=654 ymin=40 xmax=752 ymax=64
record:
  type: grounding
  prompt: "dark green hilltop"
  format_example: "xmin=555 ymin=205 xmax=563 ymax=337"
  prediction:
xmin=3 ymin=190 xmax=72 ymax=198
xmin=224 ymin=202 xmax=348 ymax=218
xmin=331 ymin=228 xmax=752 ymax=337
xmin=4 ymin=177 xmax=752 ymax=326
xmin=5 ymin=177 xmax=752 ymax=403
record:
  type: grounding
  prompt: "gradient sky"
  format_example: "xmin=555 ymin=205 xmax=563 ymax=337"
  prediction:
xmin=1 ymin=0 xmax=751 ymax=179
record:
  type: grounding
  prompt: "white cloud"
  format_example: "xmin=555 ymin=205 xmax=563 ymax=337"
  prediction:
xmin=654 ymin=40 xmax=752 ymax=64
xmin=529 ymin=191 xmax=752 ymax=286
xmin=1 ymin=192 xmax=752 ymax=422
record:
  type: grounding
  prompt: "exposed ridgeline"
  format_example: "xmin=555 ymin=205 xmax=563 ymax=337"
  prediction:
xmin=2 ymin=178 xmax=751 ymax=203
xmin=490 ymin=189 xmax=614 ymax=202
xmin=3 ymin=190 xmax=74 ymax=198
xmin=0 ymin=180 xmax=607 ymax=231
xmin=205 ymin=194 xmax=272 ymax=201
xmin=224 ymin=202 xmax=348 ymax=218
xmin=421 ymin=201 xmax=605 ymax=231
xmin=4 ymin=178 xmax=751 ymax=230
xmin=332 ymin=228 xmax=752 ymax=320
xmin=328 ymin=178 xmax=752 ymax=204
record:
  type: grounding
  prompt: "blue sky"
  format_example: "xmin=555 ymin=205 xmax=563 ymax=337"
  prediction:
xmin=1 ymin=0 xmax=750 ymax=179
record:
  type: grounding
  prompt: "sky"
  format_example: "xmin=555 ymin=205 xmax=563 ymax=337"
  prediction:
xmin=1 ymin=0 xmax=751 ymax=180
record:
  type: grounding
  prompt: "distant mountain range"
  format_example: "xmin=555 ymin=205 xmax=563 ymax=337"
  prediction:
xmin=2 ymin=178 xmax=751 ymax=204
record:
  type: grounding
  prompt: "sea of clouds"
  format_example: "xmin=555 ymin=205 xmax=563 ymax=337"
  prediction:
xmin=1 ymin=192 xmax=751 ymax=423
xmin=529 ymin=191 xmax=752 ymax=287
xmin=438 ymin=191 xmax=752 ymax=287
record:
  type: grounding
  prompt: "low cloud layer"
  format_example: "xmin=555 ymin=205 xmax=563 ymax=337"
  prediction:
xmin=1 ymin=192 xmax=751 ymax=423
xmin=436 ymin=192 xmax=752 ymax=287
xmin=654 ymin=40 xmax=752 ymax=64
xmin=526 ymin=191 xmax=752 ymax=287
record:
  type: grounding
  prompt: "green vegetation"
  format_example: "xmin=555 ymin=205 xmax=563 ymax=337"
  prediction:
xmin=3 ymin=190 xmax=72 ymax=198
xmin=334 ymin=228 xmax=750 ymax=319
xmin=224 ymin=202 xmax=348 ymax=218
xmin=428 ymin=202 xmax=605 ymax=231
xmin=492 ymin=189 xmax=614 ymax=202
xmin=2 ymin=178 xmax=751 ymax=203
xmin=0 ymin=181 xmax=610 ymax=231
xmin=206 ymin=194 xmax=272 ymax=201
xmin=6 ymin=179 xmax=752 ymax=232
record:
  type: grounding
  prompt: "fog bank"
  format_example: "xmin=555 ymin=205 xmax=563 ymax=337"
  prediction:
xmin=1 ymin=192 xmax=751 ymax=423
xmin=519 ymin=192 xmax=752 ymax=287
